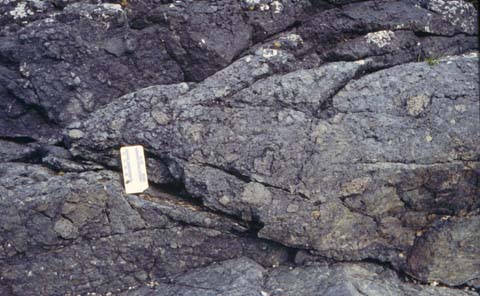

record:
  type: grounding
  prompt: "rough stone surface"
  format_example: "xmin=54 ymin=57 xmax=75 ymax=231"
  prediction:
xmin=118 ymin=258 xmax=477 ymax=296
xmin=407 ymin=215 xmax=480 ymax=286
xmin=69 ymin=52 xmax=479 ymax=274
xmin=0 ymin=0 xmax=479 ymax=295
xmin=263 ymin=262 xmax=477 ymax=296
xmin=0 ymin=163 xmax=288 ymax=295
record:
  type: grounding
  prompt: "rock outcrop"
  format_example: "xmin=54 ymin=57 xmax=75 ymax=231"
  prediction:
xmin=0 ymin=0 xmax=478 ymax=295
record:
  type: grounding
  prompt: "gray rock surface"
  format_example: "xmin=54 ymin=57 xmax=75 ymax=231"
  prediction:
xmin=263 ymin=261 xmax=477 ymax=296
xmin=408 ymin=215 xmax=480 ymax=286
xmin=68 ymin=52 xmax=479 ymax=281
xmin=0 ymin=0 xmax=479 ymax=295
xmin=119 ymin=258 xmax=477 ymax=296
xmin=0 ymin=163 xmax=288 ymax=295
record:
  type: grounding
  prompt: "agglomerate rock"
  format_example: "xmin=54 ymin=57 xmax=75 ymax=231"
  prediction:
xmin=0 ymin=0 xmax=479 ymax=295
xmin=67 ymin=50 xmax=480 ymax=288
xmin=1 ymin=0 xmax=478 ymax=137
xmin=0 ymin=163 xmax=289 ymax=295
xmin=121 ymin=258 xmax=478 ymax=296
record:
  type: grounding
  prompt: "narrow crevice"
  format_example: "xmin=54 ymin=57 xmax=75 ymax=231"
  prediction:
xmin=149 ymin=181 xmax=204 ymax=209
xmin=412 ymin=30 xmax=474 ymax=38
xmin=196 ymin=161 xmax=252 ymax=183
xmin=2 ymin=77 xmax=59 ymax=131
xmin=0 ymin=135 xmax=37 ymax=144
xmin=359 ymin=257 xmax=477 ymax=291
xmin=293 ymin=253 xmax=479 ymax=292
xmin=60 ymin=214 xmax=75 ymax=225
xmin=286 ymin=247 xmax=299 ymax=265
xmin=3 ymin=146 xmax=477 ymax=292
xmin=196 ymin=160 xmax=301 ymax=197
xmin=235 ymin=18 xmax=304 ymax=60
xmin=142 ymin=178 xmax=253 ymax=232
xmin=316 ymin=62 xmax=395 ymax=119
xmin=2 ymin=146 xmax=45 ymax=165
xmin=24 ymin=83 xmax=61 ymax=127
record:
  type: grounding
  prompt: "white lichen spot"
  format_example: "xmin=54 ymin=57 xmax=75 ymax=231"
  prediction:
xmin=454 ymin=104 xmax=467 ymax=113
xmin=259 ymin=3 xmax=270 ymax=11
xmin=219 ymin=195 xmax=230 ymax=206
xmin=259 ymin=48 xmax=278 ymax=59
xmin=271 ymin=1 xmax=283 ymax=14
xmin=278 ymin=33 xmax=303 ymax=47
xmin=68 ymin=129 xmax=84 ymax=139
xmin=285 ymin=34 xmax=302 ymax=42
xmin=146 ymin=281 xmax=159 ymax=288
xmin=406 ymin=95 xmax=430 ymax=117
xmin=10 ymin=2 xmax=34 ymax=19
xmin=425 ymin=134 xmax=433 ymax=142
xmin=427 ymin=0 xmax=475 ymax=33
xmin=464 ymin=51 xmax=478 ymax=58
xmin=100 ymin=3 xmax=123 ymax=12
xmin=43 ymin=17 xmax=55 ymax=23
xmin=19 ymin=62 xmax=30 ymax=77
xmin=365 ymin=30 xmax=395 ymax=48
xmin=355 ymin=59 xmax=366 ymax=65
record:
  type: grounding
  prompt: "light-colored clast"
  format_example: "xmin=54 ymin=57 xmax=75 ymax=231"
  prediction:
xmin=120 ymin=145 xmax=149 ymax=194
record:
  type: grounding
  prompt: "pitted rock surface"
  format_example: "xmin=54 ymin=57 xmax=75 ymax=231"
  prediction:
xmin=0 ymin=0 xmax=479 ymax=295
xmin=68 ymin=52 xmax=480 ymax=284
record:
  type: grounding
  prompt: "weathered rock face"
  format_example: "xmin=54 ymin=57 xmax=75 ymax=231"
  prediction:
xmin=123 ymin=258 xmax=478 ymax=296
xmin=67 ymin=51 xmax=480 ymax=284
xmin=0 ymin=0 xmax=479 ymax=295
xmin=1 ymin=3 xmax=183 ymax=126
xmin=407 ymin=215 xmax=480 ymax=286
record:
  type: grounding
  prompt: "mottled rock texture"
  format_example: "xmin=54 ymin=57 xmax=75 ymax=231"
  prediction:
xmin=0 ymin=0 xmax=479 ymax=295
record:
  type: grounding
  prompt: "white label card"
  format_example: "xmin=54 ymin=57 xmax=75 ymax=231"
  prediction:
xmin=120 ymin=145 xmax=149 ymax=194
